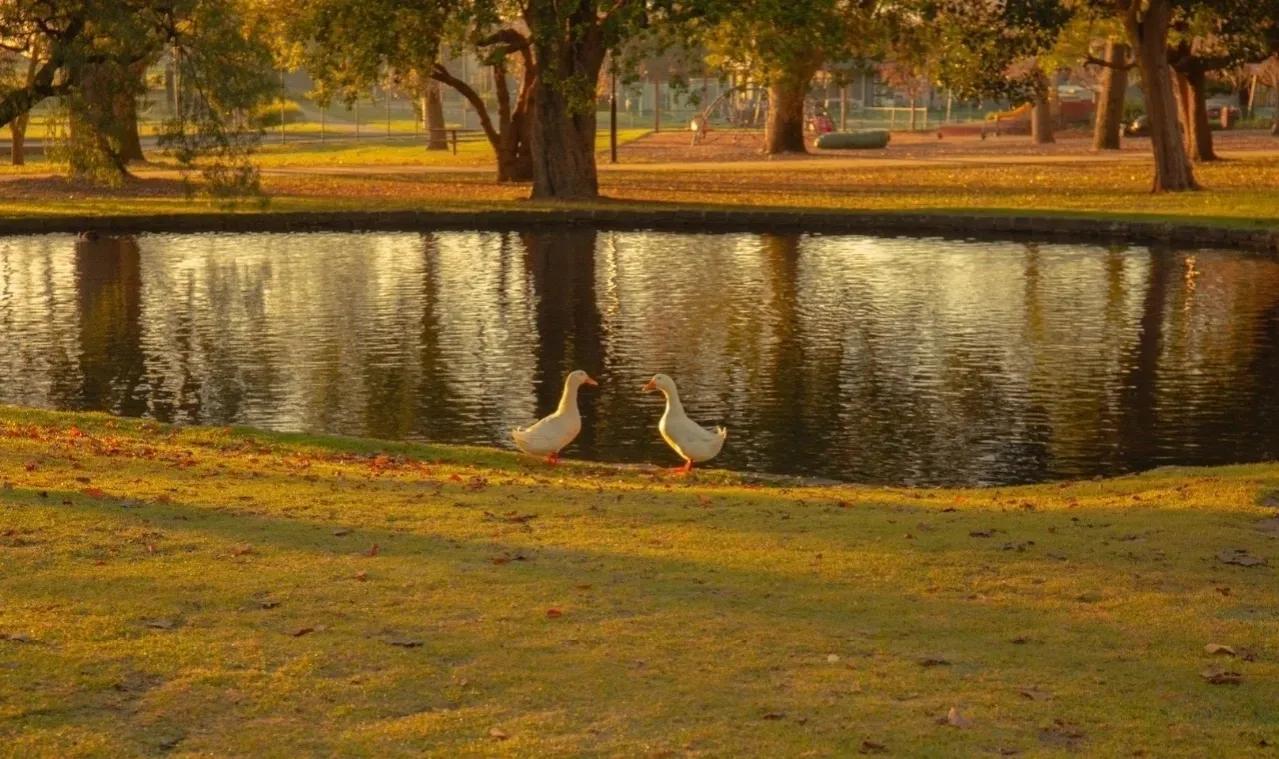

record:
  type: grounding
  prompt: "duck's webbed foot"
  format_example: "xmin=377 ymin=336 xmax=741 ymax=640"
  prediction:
xmin=668 ymin=460 xmax=693 ymax=475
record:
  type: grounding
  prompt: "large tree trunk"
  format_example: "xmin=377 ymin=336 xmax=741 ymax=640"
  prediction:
xmin=764 ymin=66 xmax=812 ymax=154
xmin=1272 ymin=81 xmax=1279 ymax=135
xmin=525 ymin=6 xmax=606 ymax=200
xmin=9 ymin=115 xmax=27 ymax=166
xmin=1179 ymin=67 xmax=1216 ymax=161
xmin=68 ymin=66 xmax=129 ymax=182
xmin=1031 ymin=88 xmax=1055 ymax=144
xmin=528 ymin=81 xmax=598 ymax=198
xmin=423 ymin=80 xmax=447 ymax=151
xmin=1124 ymin=0 xmax=1197 ymax=191
xmin=1093 ymin=40 xmax=1129 ymax=150
xmin=115 ymin=89 xmax=144 ymax=163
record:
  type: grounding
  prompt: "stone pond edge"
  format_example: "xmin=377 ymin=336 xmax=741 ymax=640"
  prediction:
xmin=4 ymin=209 xmax=1277 ymax=252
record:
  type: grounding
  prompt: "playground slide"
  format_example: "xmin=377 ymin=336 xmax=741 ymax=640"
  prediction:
xmin=985 ymin=102 xmax=1032 ymax=121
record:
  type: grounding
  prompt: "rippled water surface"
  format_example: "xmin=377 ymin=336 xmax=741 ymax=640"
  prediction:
xmin=2 ymin=230 xmax=1277 ymax=484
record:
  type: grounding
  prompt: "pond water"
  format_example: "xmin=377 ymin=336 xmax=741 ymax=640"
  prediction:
xmin=1 ymin=229 xmax=1277 ymax=485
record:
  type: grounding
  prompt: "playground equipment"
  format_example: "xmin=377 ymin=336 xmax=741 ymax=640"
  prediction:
xmin=985 ymin=102 xmax=1032 ymax=122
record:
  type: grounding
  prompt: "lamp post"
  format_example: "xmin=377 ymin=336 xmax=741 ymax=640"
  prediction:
xmin=610 ymin=70 xmax=619 ymax=164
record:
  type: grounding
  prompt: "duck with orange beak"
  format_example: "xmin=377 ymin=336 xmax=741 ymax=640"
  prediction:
xmin=642 ymin=373 xmax=727 ymax=473
xmin=512 ymin=370 xmax=598 ymax=464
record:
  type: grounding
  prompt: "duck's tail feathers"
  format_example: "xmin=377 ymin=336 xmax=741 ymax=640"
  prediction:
xmin=716 ymin=426 xmax=728 ymax=440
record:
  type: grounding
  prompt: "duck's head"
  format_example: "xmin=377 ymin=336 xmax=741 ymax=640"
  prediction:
xmin=567 ymin=369 xmax=599 ymax=388
xmin=642 ymin=373 xmax=676 ymax=395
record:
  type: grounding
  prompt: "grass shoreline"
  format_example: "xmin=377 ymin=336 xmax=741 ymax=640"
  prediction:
xmin=3 ymin=204 xmax=1277 ymax=253
xmin=3 ymin=135 xmax=1279 ymax=242
xmin=2 ymin=406 xmax=1277 ymax=756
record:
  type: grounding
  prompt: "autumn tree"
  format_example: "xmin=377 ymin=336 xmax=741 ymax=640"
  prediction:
xmin=1088 ymin=36 xmax=1130 ymax=150
xmin=294 ymin=0 xmax=538 ymax=181
xmin=926 ymin=0 xmax=1072 ymax=145
xmin=0 ymin=0 xmax=275 ymax=184
xmin=1165 ymin=1 xmax=1279 ymax=162
xmin=1080 ymin=0 xmax=1195 ymax=189
xmin=0 ymin=36 xmax=40 ymax=165
xmin=704 ymin=0 xmax=887 ymax=154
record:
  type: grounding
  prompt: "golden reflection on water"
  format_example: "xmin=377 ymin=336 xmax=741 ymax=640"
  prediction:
xmin=1 ymin=230 xmax=1277 ymax=485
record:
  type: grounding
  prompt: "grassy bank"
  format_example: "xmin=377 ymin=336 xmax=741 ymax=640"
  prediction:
xmin=1 ymin=406 xmax=1276 ymax=756
xmin=1 ymin=143 xmax=1278 ymax=231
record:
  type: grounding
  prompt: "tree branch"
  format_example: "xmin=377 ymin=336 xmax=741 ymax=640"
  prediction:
xmin=1084 ymin=53 xmax=1136 ymax=71
xmin=430 ymin=63 xmax=500 ymax=147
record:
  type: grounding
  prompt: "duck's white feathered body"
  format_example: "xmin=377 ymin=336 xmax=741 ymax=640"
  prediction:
xmin=644 ymin=374 xmax=727 ymax=470
xmin=659 ymin=407 xmax=727 ymax=463
xmin=512 ymin=370 xmax=597 ymax=463
xmin=512 ymin=408 xmax=581 ymax=457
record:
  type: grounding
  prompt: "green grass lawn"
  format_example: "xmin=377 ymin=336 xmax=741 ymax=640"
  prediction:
xmin=0 ymin=140 xmax=1278 ymax=231
xmin=1 ymin=406 xmax=1276 ymax=756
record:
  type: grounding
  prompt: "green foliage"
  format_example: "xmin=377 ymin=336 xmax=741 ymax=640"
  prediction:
xmin=252 ymin=98 xmax=305 ymax=128
xmin=925 ymin=0 xmax=1073 ymax=102
xmin=701 ymin=0 xmax=887 ymax=87
xmin=155 ymin=0 xmax=277 ymax=204
xmin=288 ymin=0 xmax=456 ymax=105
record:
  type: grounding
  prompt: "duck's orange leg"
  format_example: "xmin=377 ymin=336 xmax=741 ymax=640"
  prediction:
xmin=668 ymin=460 xmax=693 ymax=475
xmin=545 ymin=452 xmax=560 ymax=465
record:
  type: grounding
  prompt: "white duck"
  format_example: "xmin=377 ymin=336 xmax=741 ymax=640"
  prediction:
xmin=512 ymin=370 xmax=598 ymax=464
xmin=642 ymin=373 xmax=727 ymax=473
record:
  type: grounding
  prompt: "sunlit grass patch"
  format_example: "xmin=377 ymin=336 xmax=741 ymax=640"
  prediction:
xmin=1 ymin=406 xmax=1276 ymax=755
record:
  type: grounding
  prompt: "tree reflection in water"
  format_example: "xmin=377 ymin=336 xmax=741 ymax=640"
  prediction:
xmin=0 ymin=230 xmax=1277 ymax=485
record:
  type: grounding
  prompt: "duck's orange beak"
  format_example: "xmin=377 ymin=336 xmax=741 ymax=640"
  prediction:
xmin=582 ymin=375 xmax=598 ymax=387
xmin=642 ymin=379 xmax=657 ymax=392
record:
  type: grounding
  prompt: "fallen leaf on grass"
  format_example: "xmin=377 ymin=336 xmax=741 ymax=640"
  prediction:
xmin=289 ymin=626 xmax=315 ymax=637
xmin=969 ymin=529 xmax=994 ymax=538
xmin=1217 ymin=549 xmax=1267 ymax=567
xmin=258 ymin=599 xmax=280 ymax=610
xmin=1019 ymin=688 xmax=1053 ymax=701
xmin=761 ymin=711 xmax=786 ymax=721
xmin=1255 ymin=518 xmax=1279 ymax=536
xmin=354 ymin=571 xmax=368 ymax=582
xmin=859 ymin=740 xmax=887 ymax=754
xmin=918 ymin=657 xmax=951 ymax=667
xmin=0 ymin=632 xmax=35 ymax=644
xmin=490 ymin=553 xmax=529 ymax=565
xmin=484 ymin=511 xmax=538 ymax=524
xmin=332 ymin=529 xmax=352 ymax=537
xmin=230 ymin=545 xmax=255 ymax=557
xmin=826 ymin=653 xmax=841 ymax=663
xmin=1038 ymin=720 xmax=1086 ymax=749
xmin=387 ymin=638 xmax=423 ymax=648
xmin=1204 ymin=643 xmax=1236 ymax=657
xmin=144 ymin=618 xmax=179 ymax=630
xmin=488 ymin=727 xmax=509 ymax=740
xmin=1200 ymin=666 xmax=1242 ymax=685
xmin=546 ymin=608 xmax=563 ymax=618
xmin=364 ymin=543 xmax=380 ymax=557
xmin=943 ymin=706 xmax=972 ymax=729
